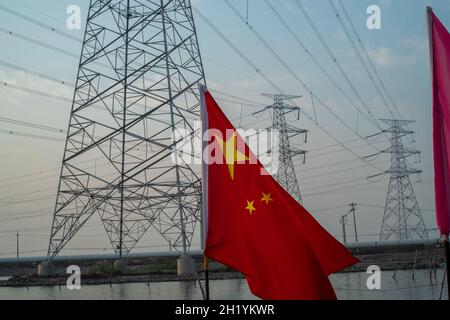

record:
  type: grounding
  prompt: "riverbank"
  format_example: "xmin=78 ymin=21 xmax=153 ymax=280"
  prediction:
xmin=0 ymin=245 xmax=445 ymax=288
xmin=0 ymin=271 xmax=245 ymax=288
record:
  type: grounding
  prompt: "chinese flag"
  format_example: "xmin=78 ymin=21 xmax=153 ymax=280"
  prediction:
xmin=428 ymin=8 xmax=450 ymax=236
xmin=200 ymin=86 xmax=359 ymax=300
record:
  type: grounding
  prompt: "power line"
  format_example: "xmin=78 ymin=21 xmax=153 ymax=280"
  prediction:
xmin=303 ymin=177 xmax=389 ymax=197
xmin=0 ymin=126 xmax=388 ymax=192
xmin=0 ymin=3 xmax=429 ymax=247
xmin=357 ymin=203 xmax=436 ymax=213
xmin=215 ymin=96 xmax=263 ymax=109
xmin=211 ymin=88 xmax=267 ymax=107
xmin=0 ymin=159 xmax=398 ymax=206
xmin=328 ymin=0 xmax=398 ymax=120
xmin=302 ymin=174 xmax=383 ymax=193
xmin=336 ymin=0 xmax=404 ymax=120
xmin=293 ymin=0 xmax=388 ymax=131
xmin=0 ymin=207 xmax=53 ymax=218
xmin=308 ymin=205 xmax=348 ymax=214
xmin=263 ymin=0 xmax=381 ymax=132
xmin=0 ymin=5 xmax=418 ymax=166
xmin=0 ymin=66 xmax=262 ymax=141
xmin=0 ymin=116 xmax=65 ymax=133
xmin=0 ymin=3 xmax=82 ymax=42
xmin=0 ymin=95 xmax=414 ymax=226
xmin=0 ymin=186 xmax=57 ymax=202
xmin=195 ymin=4 xmax=383 ymax=174
xmin=300 ymin=159 xmax=391 ymax=181
xmin=307 ymin=139 xmax=387 ymax=160
xmin=305 ymin=177 xmax=433 ymax=198
xmin=0 ymin=13 xmax=253 ymax=125
xmin=0 ymin=59 xmax=74 ymax=86
xmin=0 ymin=212 xmax=51 ymax=222
xmin=0 ymin=80 xmax=72 ymax=102
xmin=0 ymin=6 xmax=387 ymax=183
xmin=0 ymin=26 xmax=79 ymax=59
xmin=0 ymin=165 xmax=67 ymax=185
xmin=193 ymin=6 xmax=283 ymax=93
xmin=208 ymin=91 xmax=385 ymax=153
xmin=0 ymin=84 xmax=386 ymax=191
xmin=222 ymin=0 xmax=382 ymax=155
xmin=0 ymin=128 xmax=64 ymax=143
xmin=9 ymin=0 xmax=67 ymax=25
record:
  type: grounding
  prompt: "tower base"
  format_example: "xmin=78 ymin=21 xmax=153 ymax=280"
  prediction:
xmin=177 ymin=255 xmax=195 ymax=276
xmin=37 ymin=261 xmax=56 ymax=277
xmin=113 ymin=259 xmax=128 ymax=274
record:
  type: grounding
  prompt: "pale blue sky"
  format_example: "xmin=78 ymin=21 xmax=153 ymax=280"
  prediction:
xmin=0 ymin=0 xmax=449 ymax=257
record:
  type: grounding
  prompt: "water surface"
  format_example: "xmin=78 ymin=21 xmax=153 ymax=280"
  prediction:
xmin=0 ymin=269 xmax=447 ymax=300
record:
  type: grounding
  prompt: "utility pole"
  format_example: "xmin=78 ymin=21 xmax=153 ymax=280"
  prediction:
xmin=367 ymin=119 xmax=428 ymax=240
xmin=340 ymin=215 xmax=347 ymax=244
xmin=349 ymin=203 xmax=358 ymax=243
xmin=254 ymin=94 xmax=308 ymax=204
xmin=341 ymin=203 xmax=358 ymax=244
xmin=16 ymin=231 xmax=19 ymax=259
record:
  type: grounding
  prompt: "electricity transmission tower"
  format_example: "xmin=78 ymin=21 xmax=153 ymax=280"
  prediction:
xmin=47 ymin=0 xmax=206 ymax=260
xmin=255 ymin=94 xmax=307 ymax=204
xmin=368 ymin=119 xmax=428 ymax=240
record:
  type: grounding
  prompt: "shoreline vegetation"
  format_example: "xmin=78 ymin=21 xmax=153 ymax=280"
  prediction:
xmin=0 ymin=248 xmax=445 ymax=288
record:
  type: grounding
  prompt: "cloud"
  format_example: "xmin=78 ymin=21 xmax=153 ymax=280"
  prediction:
xmin=0 ymin=69 xmax=73 ymax=103
xmin=368 ymin=35 xmax=427 ymax=69
xmin=369 ymin=47 xmax=401 ymax=67
xmin=369 ymin=45 xmax=424 ymax=69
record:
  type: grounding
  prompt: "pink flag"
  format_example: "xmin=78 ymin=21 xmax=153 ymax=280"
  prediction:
xmin=428 ymin=8 xmax=450 ymax=236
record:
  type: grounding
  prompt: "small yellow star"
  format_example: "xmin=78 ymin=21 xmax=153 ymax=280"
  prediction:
xmin=245 ymin=200 xmax=256 ymax=215
xmin=261 ymin=192 xmax=273 ymax=205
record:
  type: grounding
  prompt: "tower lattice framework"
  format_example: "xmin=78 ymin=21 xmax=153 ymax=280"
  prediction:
xmin=262 ymin=94 xmax=307 ymax=204
xmin=377 ymin=119 xmax=428 ymax=240
xmin=48 ymin=0 xmax=206 ymax=259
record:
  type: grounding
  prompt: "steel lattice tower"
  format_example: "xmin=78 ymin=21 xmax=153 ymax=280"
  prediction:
xmin=376 ymin=119 xmax=428 ymax=240
xmin=262 ymin=94 xmax=307 ymax=204
xmin=47 ymin=0 xmax=205 ymax=259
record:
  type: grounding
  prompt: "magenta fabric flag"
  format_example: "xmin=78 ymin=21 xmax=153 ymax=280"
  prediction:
xmin=429 ymin=9 xmax=450 ymax=236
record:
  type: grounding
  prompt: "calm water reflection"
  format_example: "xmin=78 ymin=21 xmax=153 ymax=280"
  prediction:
xmin=0 ymin=269 xmax=447 ymax=300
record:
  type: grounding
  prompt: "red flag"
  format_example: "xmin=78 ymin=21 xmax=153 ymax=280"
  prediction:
xmin=200 ymin=86 xmax=359 ymax=300
xmin=428 ymin=8 xmax=450 ymax=236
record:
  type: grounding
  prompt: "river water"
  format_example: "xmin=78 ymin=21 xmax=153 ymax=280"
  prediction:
xmin=0 ymin=269 xmax=447 ymax=300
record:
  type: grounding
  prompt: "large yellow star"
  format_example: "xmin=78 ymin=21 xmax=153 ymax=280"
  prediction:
xmin=215 ymin=132 xmax=248 ymax=180
xmin=245 ymin=200 xmax=256 ymax=215
xmin=261 ymin=192 xmax=273 ymax=205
